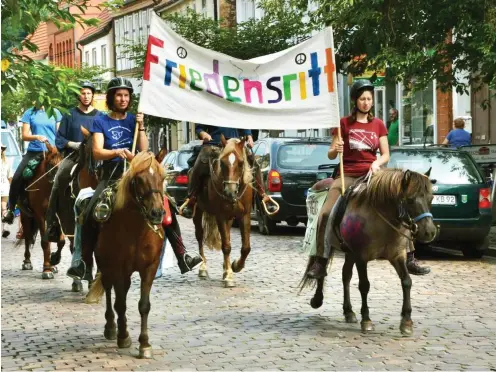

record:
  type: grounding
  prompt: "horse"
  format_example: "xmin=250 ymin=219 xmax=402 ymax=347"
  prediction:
xmin=300 ymin=168 xmax=438 ymax=336
xmin=85 ymin=151 xmax=167 ymax=358
xmin=192 ymin=135 xmax=253 ymax=287
xmin=49 ymin=134 xmax=99 ymax=292
xmin=18 ymin=143 xmax=64 ymax=279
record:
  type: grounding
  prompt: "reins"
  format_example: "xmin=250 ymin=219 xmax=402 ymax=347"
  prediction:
xmin=25 ymin=151 xmax=73 ymax=192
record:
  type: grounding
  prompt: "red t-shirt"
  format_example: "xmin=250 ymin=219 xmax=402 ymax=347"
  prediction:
xmin=332 ymin=116 xmax=388 ymax=177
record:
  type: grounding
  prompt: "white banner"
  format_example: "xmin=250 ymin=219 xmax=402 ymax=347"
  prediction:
xmin=139 ymin=12 xmax=340 ymax=130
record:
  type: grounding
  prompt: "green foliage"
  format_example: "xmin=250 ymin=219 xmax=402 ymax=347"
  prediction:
xmin=266 ymin=0 xmax=495 ymax=95
xmin=1 ymin=0 xmax=110 ymax=119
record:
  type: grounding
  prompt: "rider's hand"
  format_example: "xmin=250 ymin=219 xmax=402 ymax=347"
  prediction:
xmin=246 ymin=135 xmax=254 ymax=149
xmin=37 ymin=135 xmax=48 ymax=143
xmin=124 ymin=149 xmax=134 ymax=161
xmin=114 ymin=148 xmax=127 ymax=159
xmin=332 ymin=139 xmax=344 ymax=153
xmin=370 ymin=161 xmax=381 ymax=174
xmin=136 ymin=112 xmax=144 ymax=127
xmin=201 ymin=132 xmax=212 ymax=143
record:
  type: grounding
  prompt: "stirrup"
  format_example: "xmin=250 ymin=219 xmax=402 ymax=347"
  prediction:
xmin=261 ymin=194 xmax=280 ymax=216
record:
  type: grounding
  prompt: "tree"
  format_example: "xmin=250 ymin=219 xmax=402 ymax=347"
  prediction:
xmin=1 ymin=0 xmax=117 ymax=117
xmin=264 ymin=0 xmax=496 ymax=97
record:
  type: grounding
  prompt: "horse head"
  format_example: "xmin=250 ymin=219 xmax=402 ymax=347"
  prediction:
xmin=217 ymin=134 xmax=252 ymax=202
xmin=115 ymin=152 xmax=166 ymax=225
xmin=44 ymin=142 xmax=63 ymax=171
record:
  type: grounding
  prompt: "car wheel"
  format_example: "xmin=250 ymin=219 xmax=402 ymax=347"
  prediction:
xmin=256 ymin=204 xmax=276 ymax=235
xmin=461 ymin=237 xmax=488 ymax=259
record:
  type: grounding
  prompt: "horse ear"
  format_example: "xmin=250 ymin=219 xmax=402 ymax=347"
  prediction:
xmin=156 ymin=146 xmax=168 ymax=164
xmin=238 ymin=136 xmax=246 ymax=149
xmin=402 ymin=170 xmax=412 ymax=191
xmin=81 ymin=125 xmax=90 ymax=138
xmin=424 ymin=167 xmax=432 ymax=178
xmin=220 ymin=134 xmax=227 ymax=147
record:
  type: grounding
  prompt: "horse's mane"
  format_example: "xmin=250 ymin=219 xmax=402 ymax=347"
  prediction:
xmin=115 ymin=152 xmax=165 ymax=210
xmin=353 ymin=168 xmax=431 ymax=208
xmin=218 ymin=139 xmax=252 ymax=184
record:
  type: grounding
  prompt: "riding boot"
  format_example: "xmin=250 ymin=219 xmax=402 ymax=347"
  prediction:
xmin=406 ymin=252 xmax=431 ymax=275
xmin=166 ymin=212 xmax=203 ymax=273
xmin=307 ymin=257 xmax=329 ymax=279
xmin=180 ymin=152 xmax=210 ymax=218
xmin=2 ymin=209 xmax=14 ymax=224
xmin=177 ymin=253 xmax=203 ymax=274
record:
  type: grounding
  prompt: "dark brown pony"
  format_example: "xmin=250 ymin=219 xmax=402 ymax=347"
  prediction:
xmin=49 ymin=132 xmax=99 ymax=292
xmin=193 ymin=136 xmax=253 ymax=287
xmin=85 ymin=151 xmax=166 ymax=358
xmin=19 ymin=143 xmax=64 ymax=279
xmin=301 ymin=168 xmax=438 ymax=336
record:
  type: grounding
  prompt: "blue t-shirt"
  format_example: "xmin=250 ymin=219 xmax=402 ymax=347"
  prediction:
xmin=21 ymin=107 xmax=62 ymax=152
xmin=446 ymin=129 xmax=471 ymax=148
xmin=56 ymin=108 xmax=99 ymax=151
xmin=90 ymin=113 xmax=137 ymax=162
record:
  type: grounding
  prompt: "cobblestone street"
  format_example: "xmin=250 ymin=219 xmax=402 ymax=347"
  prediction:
xmin=2 ymin=218 xmax=496 ymax=371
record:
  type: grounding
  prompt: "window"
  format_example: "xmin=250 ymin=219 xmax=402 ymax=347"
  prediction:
xmin=92 ymin=48 xmax=97 ymax=66
xmin=85 ymin=51 xmax=90 ymax=65
xmin=277 ymin=143 xmax=337 ymax=170
xmin=101 ymin=45 xmax=107 ymax=67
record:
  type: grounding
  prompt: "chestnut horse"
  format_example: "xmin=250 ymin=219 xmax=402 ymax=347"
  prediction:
xmin=49 ymin=135 xmax=99 ymax=291
xmin=85 ymin=151 xmax=166 ymax=358
xmin=300 ymin=169 xmax=438 ymax=336
xmin=18 ymin=143 xmax=64 ymax=279
xmin=192 ymin=136 xmax=253 ymax=287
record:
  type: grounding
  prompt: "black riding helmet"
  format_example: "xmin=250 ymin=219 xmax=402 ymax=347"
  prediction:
xmin=350 ymin=79 xmax=374 ymax=102
xmin=80 ymin=80 xmax=96 ymax=93
xmin=107 ymin=77 xmax=134 ymax=94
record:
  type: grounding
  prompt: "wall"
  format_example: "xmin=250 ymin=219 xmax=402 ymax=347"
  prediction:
xmin=81 ymin=32 xmax=115 ymax=81
xmin=472 ymin=85 xmax=496 ymax=144
xmin=436 ymin=88 xmax=453 ymax=143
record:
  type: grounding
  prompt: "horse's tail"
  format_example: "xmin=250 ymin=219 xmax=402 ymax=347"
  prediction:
xmin=202 ymin=212 xmax=221 ymax=250
xmin=85 ymin=272 xmax=104 ymax=304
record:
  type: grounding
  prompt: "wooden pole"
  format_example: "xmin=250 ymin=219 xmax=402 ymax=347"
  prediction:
xmin=338 ymin=126 xmax=345 ymax=195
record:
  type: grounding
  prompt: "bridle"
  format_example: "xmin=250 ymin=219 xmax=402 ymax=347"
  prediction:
xmin=130 ymin=177 xmax=165 ymax=236
xmin=208 ymin=155 xmax=250 ymax=203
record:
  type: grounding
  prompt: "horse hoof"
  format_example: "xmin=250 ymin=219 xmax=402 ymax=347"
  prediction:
xmin=117 ymin=336 xmax=132 ymax=348
xmin=198 ymin=269 xmax=208 ymax=278
xmin=50 ymin=252 xmax=61 ymax=266
xmin=344 ymin=312 xmax=358 ymax=323
xmin=400 ymin=320 xmax=413 ymax=336
xmin=71 ymin=281 xmax=83 ymax=293
xmin=310 ymin=296 xmax=323 ymax=309
xmin=41 ymin=271 xmax=54 ymax=280
xmin=224 ymin=279 xmax=235 ymax=288
xmin=361 ymin=320 xmax=374 ymax=333
xmin=22 ymin=263 xmax=33 ymax=270
xmin=139 ymin=346 xmax=153 ymax=359
xmin=51 ymin=266 xmax=58 ymax=274
xmin=104 ymin=327 xmax=117 ymax=340
xmin=231 ymin=260 xmax=244 ymax=273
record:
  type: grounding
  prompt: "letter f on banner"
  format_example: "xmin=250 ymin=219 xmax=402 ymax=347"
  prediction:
xmin=144 ymin=35 xmax=164 ymax=81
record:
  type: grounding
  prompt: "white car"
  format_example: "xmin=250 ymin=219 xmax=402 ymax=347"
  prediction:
xmin=1 ymin=128 xmax=22 ymax=172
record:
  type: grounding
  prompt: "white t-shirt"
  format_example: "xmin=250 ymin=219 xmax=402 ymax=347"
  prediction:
xmin=1 ymin=158 xmax=13 ymax=197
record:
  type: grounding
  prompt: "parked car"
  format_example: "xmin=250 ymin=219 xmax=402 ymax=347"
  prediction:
xmin=162 ymin=149 xmax=194 ymax=206
xmin=1 ymin=128 xmax=22 ymax=172
xmin=250 ymin=137 xmax=338 ymax=235
xmin=387 ymin=147 xmax=493 ymax=258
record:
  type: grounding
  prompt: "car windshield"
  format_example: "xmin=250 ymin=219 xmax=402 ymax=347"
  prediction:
xmin=276 ymin=143 xmax=337 ymax=170
xmin=1 ymin=131 xmax=20 ymax=157
xmin=178 ymin=152 xmax=192 ymax=168
xmin=388 ymin=150 xmax=483 ymax=185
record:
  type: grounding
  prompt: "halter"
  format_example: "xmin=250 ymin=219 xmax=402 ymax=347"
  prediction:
xmin=130 ymin=177 xmax=165 ymax=231
xmin=208 ymin=157 xmax=250 ymax=203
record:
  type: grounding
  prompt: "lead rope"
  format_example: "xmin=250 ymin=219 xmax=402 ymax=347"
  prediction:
xmin=25 ymin=151 xmax=76 ymax=192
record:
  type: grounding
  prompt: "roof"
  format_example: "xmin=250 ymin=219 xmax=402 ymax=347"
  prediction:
xmin=78 ymin=9 xmax=113 ymax=45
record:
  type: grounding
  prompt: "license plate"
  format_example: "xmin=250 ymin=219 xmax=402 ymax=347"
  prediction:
xmin=432 ymin=195 xmax=456 ymax=205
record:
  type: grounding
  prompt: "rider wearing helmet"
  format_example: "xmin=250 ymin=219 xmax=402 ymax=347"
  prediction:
xmin=44 ymin=80 xmax=100 ymax=242
xmin=306 ymin=79 xmax=430 ymax=280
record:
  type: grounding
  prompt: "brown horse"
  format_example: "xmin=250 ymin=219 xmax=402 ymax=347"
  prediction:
xmin=85 ymin=151 xmax=166 ymax=358
xmin=300 ymin=168 xmax=438 ymax=336
xmin=49 ymin=135 xmax=99 ymax=291
xmin=192 ymin=136 xmax=253 ymax=287
xmin=18 ymin=143 xmax=64 ymax=279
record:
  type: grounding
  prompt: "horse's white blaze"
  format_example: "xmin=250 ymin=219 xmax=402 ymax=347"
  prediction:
xmin=149 ymin=166 xmax=154 ymax=175
xmin=228 ymin=153 xmax=236 ymax=166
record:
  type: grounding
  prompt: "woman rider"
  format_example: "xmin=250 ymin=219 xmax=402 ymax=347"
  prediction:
xmin=66 ymin=77 xmax=201 ymax=279
xmin=2 ymin=105 xmax=62 ymax=224
xmin=306 ymin=79 xmax=430 ymax=279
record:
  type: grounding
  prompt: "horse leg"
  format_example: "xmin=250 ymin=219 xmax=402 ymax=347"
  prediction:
xmin=66 ymin=237 xmax=82 ymax=292
xmin=137 ymin=266 xmax=157 ymax=359
xmin=343 ymin=253 xmax=358 ymax=323
xmin=356 ymin=260 xmax=373 ymax=332
xmin=40 ymin=219 xmax=56 ymax=279
xmin=114 ymin=275 xmax=132 ymax=348
xmin=232 ymin=212 xmax=251 ymax=273
xmin=390 ymin=256 xmax=413 ymax=336
xmin=217 ymin=218 xmax=234 ymax=288
xmin=21 ymin=215 xmax=33 ymax=270
xmin=193 ymin=210 xmax=207 ymax=278
xmin=103 ymin=275 xmax=116 ymax=340
xmin=49 ymin=230 xmax=65 ymax=266
xmin=310 ymin=278 xmax=325 ymax=309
